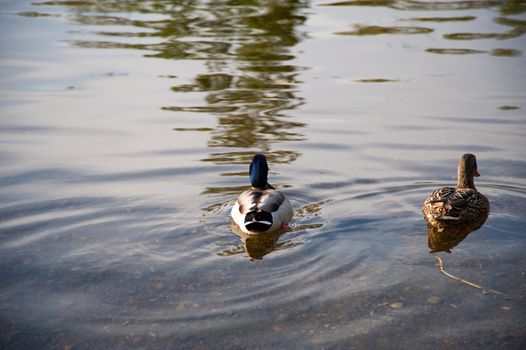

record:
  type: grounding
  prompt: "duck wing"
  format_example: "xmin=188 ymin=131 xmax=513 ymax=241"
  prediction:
xmin=236 ymin=189 xmax=285 ymax=214
xmin=424 ymin=187 xmax=489 ymax=222
xmin=424 ymin=187 xmax=461 ymax=220
xmin=258 ymin=190 xmax=286 ymax=213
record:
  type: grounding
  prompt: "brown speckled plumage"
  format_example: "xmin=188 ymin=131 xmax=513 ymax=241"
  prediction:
xmin=423 ymin=154 xmax=489 ymax=228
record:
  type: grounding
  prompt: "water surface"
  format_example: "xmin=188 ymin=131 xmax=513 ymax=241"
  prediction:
xmin=1 ymin=0 xmax=525 ymax=349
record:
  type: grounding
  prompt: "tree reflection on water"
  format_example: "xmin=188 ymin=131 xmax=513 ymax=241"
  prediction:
xmin=163 ymin=1 xmax=308 ymax=163
xmin=51 ymin=0 xmax=308 ymax=164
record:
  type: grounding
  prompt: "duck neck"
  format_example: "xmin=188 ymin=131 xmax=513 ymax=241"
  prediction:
xmin=457 ymin=171 xmax=475 ymax=189
xmin=249 ymin=156 xmax=269 ymax=188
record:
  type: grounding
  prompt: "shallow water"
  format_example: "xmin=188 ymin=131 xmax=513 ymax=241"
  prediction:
xmin=1 ymin=0 xmax=525 ymax=349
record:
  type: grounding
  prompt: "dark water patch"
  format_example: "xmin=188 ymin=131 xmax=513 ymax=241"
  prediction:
xmin=48 ymin=1 xmax=308 ymax=62
xmin=499 ymin=0 xmax=526 ymax=15
xmin=321 ymin=0 xmax=396 ymax=7
xmin=17 ymin=11 xmax=60 ymax=17
xmin=407 ymin=16 xmax=476 ymax=22
xmin=494 ymin=17 xmax=526 ymax=39
xmin=355 ymin=78 xmax=399 ymax=83
xmin=443 ymin=19 xmax=526 ymax=41
xmin=497 ymin=29 xmax=526 ymax=40
xmin=204 ymin=114 xmax=306 ymax=149
xmin=162 ymin=105 xmax=238 ymax=113
xmin=147 ymin=40 xmax=233 ymax=60
xmin=444 ymin=32 xmax=501 ymax=40
xmin=336 ymin=25 xmax=433 ymax=35
xmin=70 ymin=14 xmax=149 ymax=27
xmin=241 ymin=64 xmax=299 ymax=73
xmin=490 ymin=49 xmax=522 ymax=57
xmin=322 ymin=0 xmax=503 ymax=11
xmin=35 ymin=1 xmax=94 ymax=6
xmin=236 ymin=50 xmax=296 ymax=62
xmin=93 ymin=30 xmax=158 ymax=38
xmin=236 ymin=75 xmax=296 ymax=90
xmin=171 ymin=73 xmax=233 ymax=92
xmin=426 ymin=48 xmax=487 ymax=55
xmin=495 ymin=16 xmax=526 ymax=29
xmin=498 ymin=105 xmax=520 ymax=110
xmin=67 ymin=39 xmax=154 ymax=51
xmin=67 ymin=39 xmax=233 ymax=60
xmin=173 ymin=127 xmax=214 ymax=132
xmin=205 ymin=89 xmax=286 ymax=105
xmin=491 ymin=48 xmax=522 ymax=57
xmin=171 ymin=73 xmax=296 ymax=93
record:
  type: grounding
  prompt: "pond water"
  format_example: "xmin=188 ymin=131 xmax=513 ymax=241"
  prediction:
xmin=1 ymin=0 xmax=525 ymax=349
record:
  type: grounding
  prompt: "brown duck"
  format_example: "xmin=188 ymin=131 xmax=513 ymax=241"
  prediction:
xmin=423 ymin=153 xmax=489 ymax=229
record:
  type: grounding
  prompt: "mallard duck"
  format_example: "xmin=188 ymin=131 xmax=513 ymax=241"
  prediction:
xmin=231 ymin=154 xmax=293 ymax=235
xmin=423 ymin=153 xmax=489 ymax=228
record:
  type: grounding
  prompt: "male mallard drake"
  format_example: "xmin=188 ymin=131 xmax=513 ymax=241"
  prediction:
xmin=231 ymin=154 xmax=293 ymax=235
xmin=423 ymin=153 xmax=489 ymax=228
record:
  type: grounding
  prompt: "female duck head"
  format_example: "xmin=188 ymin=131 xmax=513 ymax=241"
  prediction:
xmin=249 ymin=154 xmax=269 ymax=188
xmin=457 ymin=153 xmax=480 ymax=189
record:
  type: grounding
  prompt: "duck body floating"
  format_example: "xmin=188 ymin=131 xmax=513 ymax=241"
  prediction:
xmin=231 ymin=154 xmax=293 ymax=235
xmin=423 ymin=153 xmax=490 ymax=229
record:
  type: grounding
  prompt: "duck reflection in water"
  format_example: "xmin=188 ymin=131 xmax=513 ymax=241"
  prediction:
xmin=231 ymin=221 xmax=286 ymax=260
xmin=427 ymin=217 xmax=487 ymax=253
xmin=423 ymin=153 xmax=490 ymax=252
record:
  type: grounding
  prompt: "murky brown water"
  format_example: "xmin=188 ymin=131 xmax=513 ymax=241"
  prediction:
xmin=1 ymin=0 xmax=525 ymax=349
